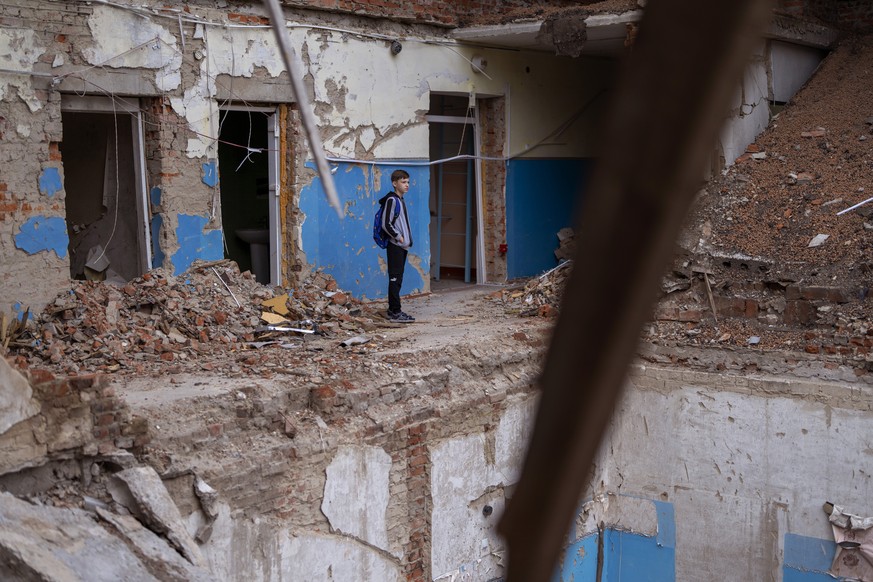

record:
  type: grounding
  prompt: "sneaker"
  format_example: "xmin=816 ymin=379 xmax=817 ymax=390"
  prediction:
xmin=387 ymin=310 xmax=415 ymax=323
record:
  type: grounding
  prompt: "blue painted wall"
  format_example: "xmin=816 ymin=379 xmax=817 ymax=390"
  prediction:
xmin=300 ymin=162 xmax=430 ymax=300
xmin=15 ymin=216 xmax=69 ymax=258
xmin=554 ymin=532 xmax=599 ymax=581
xmin=783 ymin=534 xmax=839 ymax=582
xmin=38 ymin=167 xmax=63 ymax=197
xmin=555 ymin=499 xmax=675 ymax=582
xmin=171 ymin=214 xmax=224 ymax=276
xmin=505 ymin=158 xmax=593 ymax=279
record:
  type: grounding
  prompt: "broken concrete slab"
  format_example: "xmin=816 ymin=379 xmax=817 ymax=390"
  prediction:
xmin=0 ymin=491 xmax=158 ymax=581
xmin=0 ymin=357 xmax=39 ymax=435
xmin=109 ymin=466 xmax=207 ymax=568
xmin=96 ymin=507 xmax=213 ymax=582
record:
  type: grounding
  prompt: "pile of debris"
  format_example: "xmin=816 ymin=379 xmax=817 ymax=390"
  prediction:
xmin=496 ymin=260 xmax=572 ymax=317
xmin=6 ymin=260 xmax=383 ymax=376
xmin=554 ymin=227 xmax=577 ymax=262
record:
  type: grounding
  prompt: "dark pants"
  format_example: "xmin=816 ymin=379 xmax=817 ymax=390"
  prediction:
xmin=387 ymin=243 xmax=407 ymax=313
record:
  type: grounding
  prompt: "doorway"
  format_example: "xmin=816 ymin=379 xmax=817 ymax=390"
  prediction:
xmin=217 ymin=108 xmax=280 ymax=285
xmin=428 ymin=94 xmax=482 ymax=285
xmin=61 ymin=95 xmax=150 ymax=282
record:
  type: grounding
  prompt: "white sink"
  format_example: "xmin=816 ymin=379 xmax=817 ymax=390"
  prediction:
xmin=236 ymin=228 xmax=269 ymax=245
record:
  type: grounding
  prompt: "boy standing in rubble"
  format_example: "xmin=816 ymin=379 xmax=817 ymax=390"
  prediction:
xmin=379 ymin=169 xmax=415 ymax=322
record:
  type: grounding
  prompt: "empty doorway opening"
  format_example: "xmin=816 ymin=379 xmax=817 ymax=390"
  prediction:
xmin=428 ymin=94 xmax=481 ymax=285
xmin=61 ymin=95 xmax=150 ymax=283
xmin=217 ymin=108 xmax=280 ymax=285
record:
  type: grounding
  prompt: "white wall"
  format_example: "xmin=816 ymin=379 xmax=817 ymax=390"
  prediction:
xmin=770 ymin=40 xmax=826 ymax=103
xmin=720 ymin=39 xmax=827 ymax=168
xmin=598 ymin=365 xmax=873 ymax=581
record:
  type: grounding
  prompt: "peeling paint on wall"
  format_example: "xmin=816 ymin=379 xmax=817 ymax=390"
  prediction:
xmin=0 ymin=28 xmax=47 ymax=112
xmin=38 ymin=167 xmax=62 ymax=197
xmin=14 ymin=216 xmax=69 ymax=258
xmin=560 ymin=496 xmax=676 ymax=581
xmin=207 ymin=27 xmax=284 ymax=78
xmin=202 ymin=159 xmax=218 ymax=187
xmin=169 ymin=57 xmax=218 ymax=159
xmin=782 ymin=534 xmax=836 ymax=582
xmin=83 ymin=6 xmax=182 ymax=91
xmin=168 ymin=26 xmax=286 ymax=159
xmin=322 ymin=446 xmax=392 ymax=554
xmin=171 ymin=214 xmax=223 ymax=276
xmin=430 ymin=399 xmax=535 ymax=581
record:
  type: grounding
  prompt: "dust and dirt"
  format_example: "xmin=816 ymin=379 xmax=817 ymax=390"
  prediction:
xmin=698 ymin=34 xmax=873 ymax=283
xmin=462 ymin=0 xmax=640 ymax=26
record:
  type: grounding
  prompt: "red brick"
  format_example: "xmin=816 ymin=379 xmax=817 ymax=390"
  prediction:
xmin=97 ymin=412 xmax=115 ymax=426
xmin=29 ymin=368 xmax=56 ymax=386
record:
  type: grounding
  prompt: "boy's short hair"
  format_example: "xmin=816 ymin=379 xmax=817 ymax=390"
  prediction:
xmin=391 ymin=169 xmax=410 ymax=183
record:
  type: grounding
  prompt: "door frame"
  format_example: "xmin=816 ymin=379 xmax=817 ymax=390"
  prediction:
xmin=219 ymin=105 xmax=281 ymax=286
xmin=60 ymin=94 xmax=152 ymax=274
xmin=426 ymin=111 xmax=487 ymax=284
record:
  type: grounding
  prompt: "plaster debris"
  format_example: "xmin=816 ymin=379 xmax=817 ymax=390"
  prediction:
xmin=0 ymin=356 xmax=39 ymax=434
xmin=0 ymin=491 xmax=208 ymax=582
xmin=826 ymin=503 xmax=873 ymax=580
xmin=554 ymin=227 xmax=577 ymax=261
xmin=109 ymin=466 xmax=207 ymax=567
xmin=6 ymin=260 xmax=386 ymax=377
xmin=808 ymin=233 xmax=829 ymax=247
xmin=492 ymin=260 xmax=571 ymax=318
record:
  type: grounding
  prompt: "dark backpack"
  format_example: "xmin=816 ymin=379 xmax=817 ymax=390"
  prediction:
xmin=373 ymin=193 xmax=399 ymax=249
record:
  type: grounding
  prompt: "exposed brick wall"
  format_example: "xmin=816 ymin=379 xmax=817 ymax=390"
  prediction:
xmin=777 ymin=0 xmax=873 ymax=30
xmin=281 ymin=104 xmax=309 ymax=287
xmin=141 ymin=342 xmax=538 ymax=579
xmin=273 ymin=0 xmax=582 ymax=27
xmin=0 ymin=362 xmax=150 ymax=476
xmin=141 ymin=95 xmax=223 ymax=273
xmin=654 ymin=282 xmax=873 ymax=369
xmin=480 ymin=97 xmax=508 ymax=283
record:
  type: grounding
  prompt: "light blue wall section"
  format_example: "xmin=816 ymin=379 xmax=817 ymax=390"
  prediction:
xmin=300 ymin=162 xmax=430 ymax=300
xmin=38 ymin=167 xmax=62 ymax=197
xmin=601 ymin=528 xmax=675 ymax=582
xmin=555 ymin=499 xmax=675 ymax=582
xmin=505 ymin=158 xmax=593 ymax=279
xmin=554 ymin=533 xmax=599 ymax=581
xmin=202 ymin=159 xmax=218 ymax=187
xmin=14 ymin=216 xmax=69 ymax=258
xmin=783 ymin=534 xmax=839 ymax=582
xmin=171 ymin=214 xmax=224 ymax=276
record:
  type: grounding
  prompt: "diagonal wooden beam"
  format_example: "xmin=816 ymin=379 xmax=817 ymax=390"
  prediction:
xmin=498 ymin=1 xmax=773 ymax=580
xmin=262 ymin=0 xmax=343 ymax=219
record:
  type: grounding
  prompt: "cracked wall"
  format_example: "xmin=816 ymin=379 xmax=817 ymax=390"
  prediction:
xmin=554 ymin=362 xmax=873 ymax=581
xmin=1 ymin=0 xmax=618 ymax=310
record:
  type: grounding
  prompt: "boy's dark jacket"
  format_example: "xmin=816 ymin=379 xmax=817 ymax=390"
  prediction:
xmin=377 ymin=191 xmax=413 ymax=249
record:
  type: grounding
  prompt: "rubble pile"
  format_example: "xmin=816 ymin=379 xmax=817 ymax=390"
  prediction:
xmin=699 ymin=35 xmax=873 ymax=283
xmin=554 ymin=227 xmax=576 ymax=262
xmin=643 ymin=35 xmax=873 ymax=360
xmin=6 ymin=260 xmax=382 ymax=376
xmin=496 ymin=260 xmax=572 ymax=317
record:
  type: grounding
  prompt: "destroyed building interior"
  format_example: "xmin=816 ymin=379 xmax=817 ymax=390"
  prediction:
xmin=2 ymin=0 xmax=873 ymax=580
